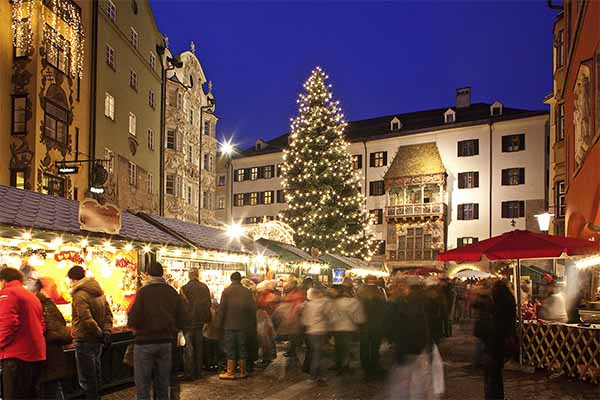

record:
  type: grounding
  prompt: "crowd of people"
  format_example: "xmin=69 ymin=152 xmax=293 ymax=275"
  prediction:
xmin=0 ymin=260 xmax=528 ymax=400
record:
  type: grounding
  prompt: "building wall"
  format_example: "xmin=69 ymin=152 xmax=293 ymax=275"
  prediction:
xmin=0 ymin=0 xmax=14 ymax=186
xmin=94 ymin=0 xmax=163 ymax=212
xmin=564 ymin=0 xmax=600 ymax=240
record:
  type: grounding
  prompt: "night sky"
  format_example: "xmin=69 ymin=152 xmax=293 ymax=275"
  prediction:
xmin=149 ymin=1 xmax=558 ymax=149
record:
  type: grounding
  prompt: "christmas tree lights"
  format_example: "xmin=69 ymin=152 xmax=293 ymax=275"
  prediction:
xmin=282 ymin=67 xmax=374 ymax=260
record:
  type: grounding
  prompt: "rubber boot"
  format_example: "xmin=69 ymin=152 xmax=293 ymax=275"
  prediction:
xmin=219 ymin=360 xmax=236 ymax=380
xmin=238 ymin=359 xmax=248 ymax=379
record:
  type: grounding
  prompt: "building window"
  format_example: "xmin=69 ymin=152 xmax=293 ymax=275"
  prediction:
xmin=277 ymin=190 xmax=286 ymax=203
xmin=217 ymin=196 xmax=225 ymax=210
xmin=276 ymin=164 xmax=283 ymax=177
xmin=391 ymin=121 xmax=400 ymax=131
xmin=12 ymin=96 xmax=27 ymax=134
xmin=203 ymin=191 xmax=212 ymax=209
xmin=375 ymin=240 xmax=386 ymax=256
xmin=106 ymin=0 xmax=117 ymax=22
xmin=128 ymin=113 xmax=136 ymax=136
xmin=556 ymin=29 xmax=564 ymax=69
xmin=502 ymin=201 xmax=525 ymax=219
xmin=458 ymin=171 xmax=479 ymax=189
xmin=203 ymin=121 xmax=211 ymax=136
xmin=458 ymin=203 xmax=479 ymax=220
xmin=166 ymin=175 xmax=175 ymax=195
xmin=44 ymin=25 xmax=70 ymax=74
xmin=263 ymin=165 xmax=274 ymax=179
xmin=147 ymin=173 xmax=153 ymax=194
xmin=556 ymin=103 xmax=565 ymax=141
xmin=104 ymin=148 xmax=114 ymax=174
xmin=147 ymin=128 xmax=154 ymax=151
xmin=187 ymin=145 xmax=193 ymax=164
xmin=166 ymin=129 xmax=176 ymax=150
xmin=149 ymin=52 xmax=156 ymax=70
xmin=14 ymin=20 xmax=30 ymax=57
xmin=217 ymin=175 xmax=226 ymax=186
xmin=556 ymin=181 xmax=566 ymax=218
xmin=263 ymin=191 xmax=273 ymax=205
xmin=104 ymin=93 xmax=115 ymax=120
xmin=352 ymin=155 xmax=362 ymax=170
xmin=370 ymin=151 xmax=387 ymax=168
xmin=41 ymin=174 xmax=65 ymax=197
xmin=369 ymin=180 xmax=385 ymax=196
xmin=457 ymin=139 xmax=479 ymax=157
xmin=10 ymin=169 xmax=26 ymax=190
xmin=44 ymin=100 xmax=68 ymax=145
xmin=105 ymin=44 xmax=115 ymax=69
xmin=250 ymin=167 xmax=259 ymax=181
xmin=234 ymin=193 xmax=244 ymax=207
xmin=186 ymin=186 xmax=193 ymax=205
xmin=129 ymin=69 xmax=138 ymax=91
xmin=445 ymin=113 xmax=455 ymax=123
xmin=203 ymin=154 xmax=209 ymax=171
xmin=371 ymin=209 xmax=383 ymax=225
xmin=149 ymin=90 xmax=156 ymax=109
xmin=128 ymin=162 xmax=137 ymax=186
xmin=491 ymin=105 xmax=502 ymax=116
xmin=130 ymin=27 xmax=138 ymax=49
xmin=397 ymin=227 xmax=436 ymax=261
xmin=457 ymin=237 xmax=478 ymax=247
xmin=249 ymin=192 xmax=258 ymax=206
xmin=175 ymin=176 xmax=183 ymax=198
xmin=235 ymin=169 xmax=245 ymax=182
xmin=176 ymin=92 xmax=183 ymax=109
xmin=502 ymin=134 xmax=525 ymax=152
xmin=501 ymin=168 xmax=525 ymax=185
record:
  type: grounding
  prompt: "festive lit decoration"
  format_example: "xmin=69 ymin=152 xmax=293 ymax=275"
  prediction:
xmin=11 ymin=0 xmax=85 ymax=78
xmin=282 ymin=67 xmax=374 ymax=259
xmin=54 ymin=250 xmax=84 ymax=264
xmin=245 ymin=219 xmax=296 ymax=245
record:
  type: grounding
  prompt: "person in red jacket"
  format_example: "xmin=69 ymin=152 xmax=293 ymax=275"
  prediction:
xmin=0 ymin=267 xmax=46 ymax=399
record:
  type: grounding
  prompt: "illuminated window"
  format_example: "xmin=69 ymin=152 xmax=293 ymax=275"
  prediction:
xmin=128 ymin=162 xmax=137 ymax=187
xmin=10 ymin=170 xmax=25 ymax=190
xmin=147 ymin=128 xmax=154 ymax=151
xmin=352 ymin=155 xmax=362 ymax=169
xmin=249 ymin=192 xmax=258 ymax=205
xmin=457 ymin=237 xmax=478 ymax=247
xmin=104 ymin=92 xmax=114 ymax=120
xmin=263 ymin=191 xmax=273 ymax=205
xmin=44 ymin=100 xmax=68 ymax=145
xmin=250 ymin=167 xmax=259 ymax=180
xmin=44 ymin=25 xmax=70 ymax=74
xmin=217 ymin=196 xmax=225 ymax=210
xmin=166 ymin=129 xmax=176 ymax=150
xmin=556 ymin=181 xmax=566 ymax=218
xmin=41 ymin=174 xmax=65 ymax=197
xmin=234 ymin=193 xmax=244 ymax=207
xmin=370 ymin=152 xmax=387 ymax=168
xmin=128 ymin=113 xmax=136 ymax=136
xmin=147 ymin=173 xmax=153 ymax=194
xmin=502 ymin=134 xmax=525 ymax=152
xmin=397 ymin=228 xmax=436 ymax=261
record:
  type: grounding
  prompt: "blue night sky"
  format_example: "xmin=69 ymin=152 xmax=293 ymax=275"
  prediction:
xmin=149 ymin=1 xmax=558 ymax=149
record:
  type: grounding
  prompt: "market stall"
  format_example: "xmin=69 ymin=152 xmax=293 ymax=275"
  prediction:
xmin=319 ymin=253 xmax=388 ymax=283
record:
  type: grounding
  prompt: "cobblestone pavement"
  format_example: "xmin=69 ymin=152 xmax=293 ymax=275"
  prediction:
xmin=106 ymin=323 xmax=600 ymax=400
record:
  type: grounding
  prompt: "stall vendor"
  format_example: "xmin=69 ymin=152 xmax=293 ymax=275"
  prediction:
xmin=538 ymin=281 xmax=568 ymax=323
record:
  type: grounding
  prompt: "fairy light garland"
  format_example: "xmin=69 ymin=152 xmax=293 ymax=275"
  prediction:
xmin=282 ymin=67 xmax=375 ymax=260
xmin=11 ymin=0 xmax=85 ymax=78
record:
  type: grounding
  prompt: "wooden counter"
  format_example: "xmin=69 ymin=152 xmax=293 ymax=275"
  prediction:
xmin=522 ymin=321 xmax=600 ymax=384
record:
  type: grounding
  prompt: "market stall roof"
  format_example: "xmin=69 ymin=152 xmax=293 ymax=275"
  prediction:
xmin=319 ymin=253 xmax=369 ymax=269
xmin=142 ymin=214 xmax=256 ymax=254
xmin=254 ymin=238 xmax=319 ymax=264
xmin=0 ymin=185 xmax=185 ymax=246
xmin=437 ymin=229 xmax=600 ymax=262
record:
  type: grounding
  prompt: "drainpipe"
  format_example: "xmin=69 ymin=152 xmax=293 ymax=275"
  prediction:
xmin=489 ymin=121 xmax=493 ymax=239
xmin=159 ymin=56 xmax=166 ymax=216
xmin=88 ymin=0 xmax=99 ymax=191
xmin=362 ymin=141 xmax=368 ymax=198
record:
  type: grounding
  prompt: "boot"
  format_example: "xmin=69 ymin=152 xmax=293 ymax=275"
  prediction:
xmin=238 ymin=359 xmax=248 ymax=379
xmin=219 ymin=360 xmax=236 ymax=380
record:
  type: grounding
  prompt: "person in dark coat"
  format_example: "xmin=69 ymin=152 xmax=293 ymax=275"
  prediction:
xmin=180 ymin=268 xmax=211 ymax=380
xmin=216 ymin=272 xmax=257 ymax=380
xmin=357 ymin=275 xmax=387 ymax=377
xmin=34 ymin=279 xmax=72 ymax=400
xmin=128 ymin=262 xmax=185 ymax=400
xmin=474 ymin=280 xmax=516 ymax=400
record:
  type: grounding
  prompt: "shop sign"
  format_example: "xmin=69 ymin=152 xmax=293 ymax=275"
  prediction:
xmin=54 ymin=250 xmax=84 ymax=264
xmin=79 ymin=198 xmax=121 ymax=235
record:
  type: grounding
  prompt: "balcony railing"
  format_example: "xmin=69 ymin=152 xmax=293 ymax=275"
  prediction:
xmin=385 ymin=202 xmax=445 ymax=219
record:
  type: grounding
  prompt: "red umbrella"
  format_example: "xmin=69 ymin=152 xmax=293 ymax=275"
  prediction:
xmin=437 ymin=229 xmax=599 ymax=262
xmin=398 ymin=267 xmax=444 ymax=276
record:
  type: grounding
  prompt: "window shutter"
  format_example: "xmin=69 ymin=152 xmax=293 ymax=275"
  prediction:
xmin=377 ymin=209 xmax=383 ymax=224
xmin=457 ymin=142 xmax=463 ymax=157
xmin=501 ymin=202 xmax=508 ymax=218
xmin=357 ymin=155 xmax=363 ymax=169
xmin=243 ymin=193 xmax=250 ymax=206
xmin=502 ymin=136 xmax=509 ymax=152
xmin=458 ymin=173 xmax=465 ymax=189
xmin=458 ymin=205 xmax=464 ymax=220
xmin=519 ymin=134 xmax=526 ymax=150
xmin=474 ymin=172 xmax=479 ymax=188
xmin=501 ymin=170 xmax=509 ymax=185
xmin=457 ymin=238 xmax=463 ymax=247
xmin=474 ymin=140 xmax=479 ymax=155
xmin=383 ymin=152 xmax=388 ymax=166
xmin=244 ymin=169 xmax=251 ymax=181
xmin=369 ymin=182 xmax=374 ymax=196
xmin=473 ymin=237 xmax=479 ymax=244
xmin=519 ymin=201 xmax=525 ymax=218
xmin=258 ymin=167 xmax=264 ymax=179
xmin=519 ymin=168 xmax=525 ymax=184
xmin=369 ymin=153 xmax=375 ymax=167
xmin=474 ymin=203 xmax=479 ymax=219
xmin=258 ymin=192 xmax=264 ymax=204
xmin=270 ymin=191 xmax=275 ymax=203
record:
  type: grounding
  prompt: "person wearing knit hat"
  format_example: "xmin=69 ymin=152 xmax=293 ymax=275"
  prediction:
xmin=147 ymin=262 xmax=163 ymax=277
xmin=67 ymin=265 xmax=86 ymax=281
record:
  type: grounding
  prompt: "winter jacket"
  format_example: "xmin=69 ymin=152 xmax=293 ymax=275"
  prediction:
xmin=257 ymin=290 xmax=281 ymax=316
xmin=357 ymin=284 xmax=387 ymax=336
xmin=216 ymin=282 xmax=257 ymax=331
xmin=275 ymin=288 xmax=305 ymax=336
xmin=128 ymin=277 xmax=185 ymax=344
xmin=71 ymin=278 xmax=113 ymax=343
xmin=38 ymin=293 xmax=71 ymax=382
xmin=301 ymin=297 xmax=332 ymax=335
xmin=386 ymin=291 xmax=432 ymax=363
xmin=330 ymin=296 xmax=366 ymax=332
xmin=0 ymin=281 xmax=46 ymax=362
xmin=180 ymin=279 xmax=212 ymax=329
xmin=538 ymin=293 xmax=568 ymax=323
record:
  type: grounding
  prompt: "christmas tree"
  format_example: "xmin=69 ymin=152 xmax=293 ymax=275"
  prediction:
xmin=282 ymin=67 xmax=374 ymax=260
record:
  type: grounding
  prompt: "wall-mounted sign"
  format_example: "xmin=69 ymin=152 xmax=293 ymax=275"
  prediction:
xmin=79 ymin=198 xmax=121 ymax=235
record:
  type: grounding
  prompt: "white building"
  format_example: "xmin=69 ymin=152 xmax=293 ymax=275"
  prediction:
xmin=218 ymin=88 xmax=549 ymax=269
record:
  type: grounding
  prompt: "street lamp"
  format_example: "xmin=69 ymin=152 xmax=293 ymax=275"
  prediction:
xmin=535 ymin=212 xmax=554 ymax=233
xmin=219 ymin=138 xmax=236 ymax=223
xmin=226 ymin=222 xmax=244 ymax=239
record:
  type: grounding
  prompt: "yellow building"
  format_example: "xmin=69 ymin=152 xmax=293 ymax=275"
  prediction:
xmin=5 ymin=0 xmax=91 ymax=200
xmin=0 ymin=0 xmax=13 ymax=186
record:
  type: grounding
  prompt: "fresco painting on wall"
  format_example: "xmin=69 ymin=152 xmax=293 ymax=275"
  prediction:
xmin=573 ymin=62 xmax=594 ymax=172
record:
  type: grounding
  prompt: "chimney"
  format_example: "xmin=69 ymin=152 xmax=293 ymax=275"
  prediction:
xmin=255 ymin=138 xmax=267 ymax=151
xmin=456 ymin=87 xmax=471 ymax=109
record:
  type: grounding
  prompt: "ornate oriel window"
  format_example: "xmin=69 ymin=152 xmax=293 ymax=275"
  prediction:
xmin=44 ymin=24 xmax=70 ymax=74
xmin=397 ymin=227 xmax=437 ymax=261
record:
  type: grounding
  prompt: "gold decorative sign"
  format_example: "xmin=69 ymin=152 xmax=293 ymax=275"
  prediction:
xmin=79 ymin=198 xmax=121 ymax=235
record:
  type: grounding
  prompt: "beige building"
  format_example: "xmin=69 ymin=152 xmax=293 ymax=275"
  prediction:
xmin=164 ymin=44 xmax=217 ymax=224
xmin=4 ymin=0 xmax=91 ymax=199
xmin=92 ymin=0 xmax=164 ymax=212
